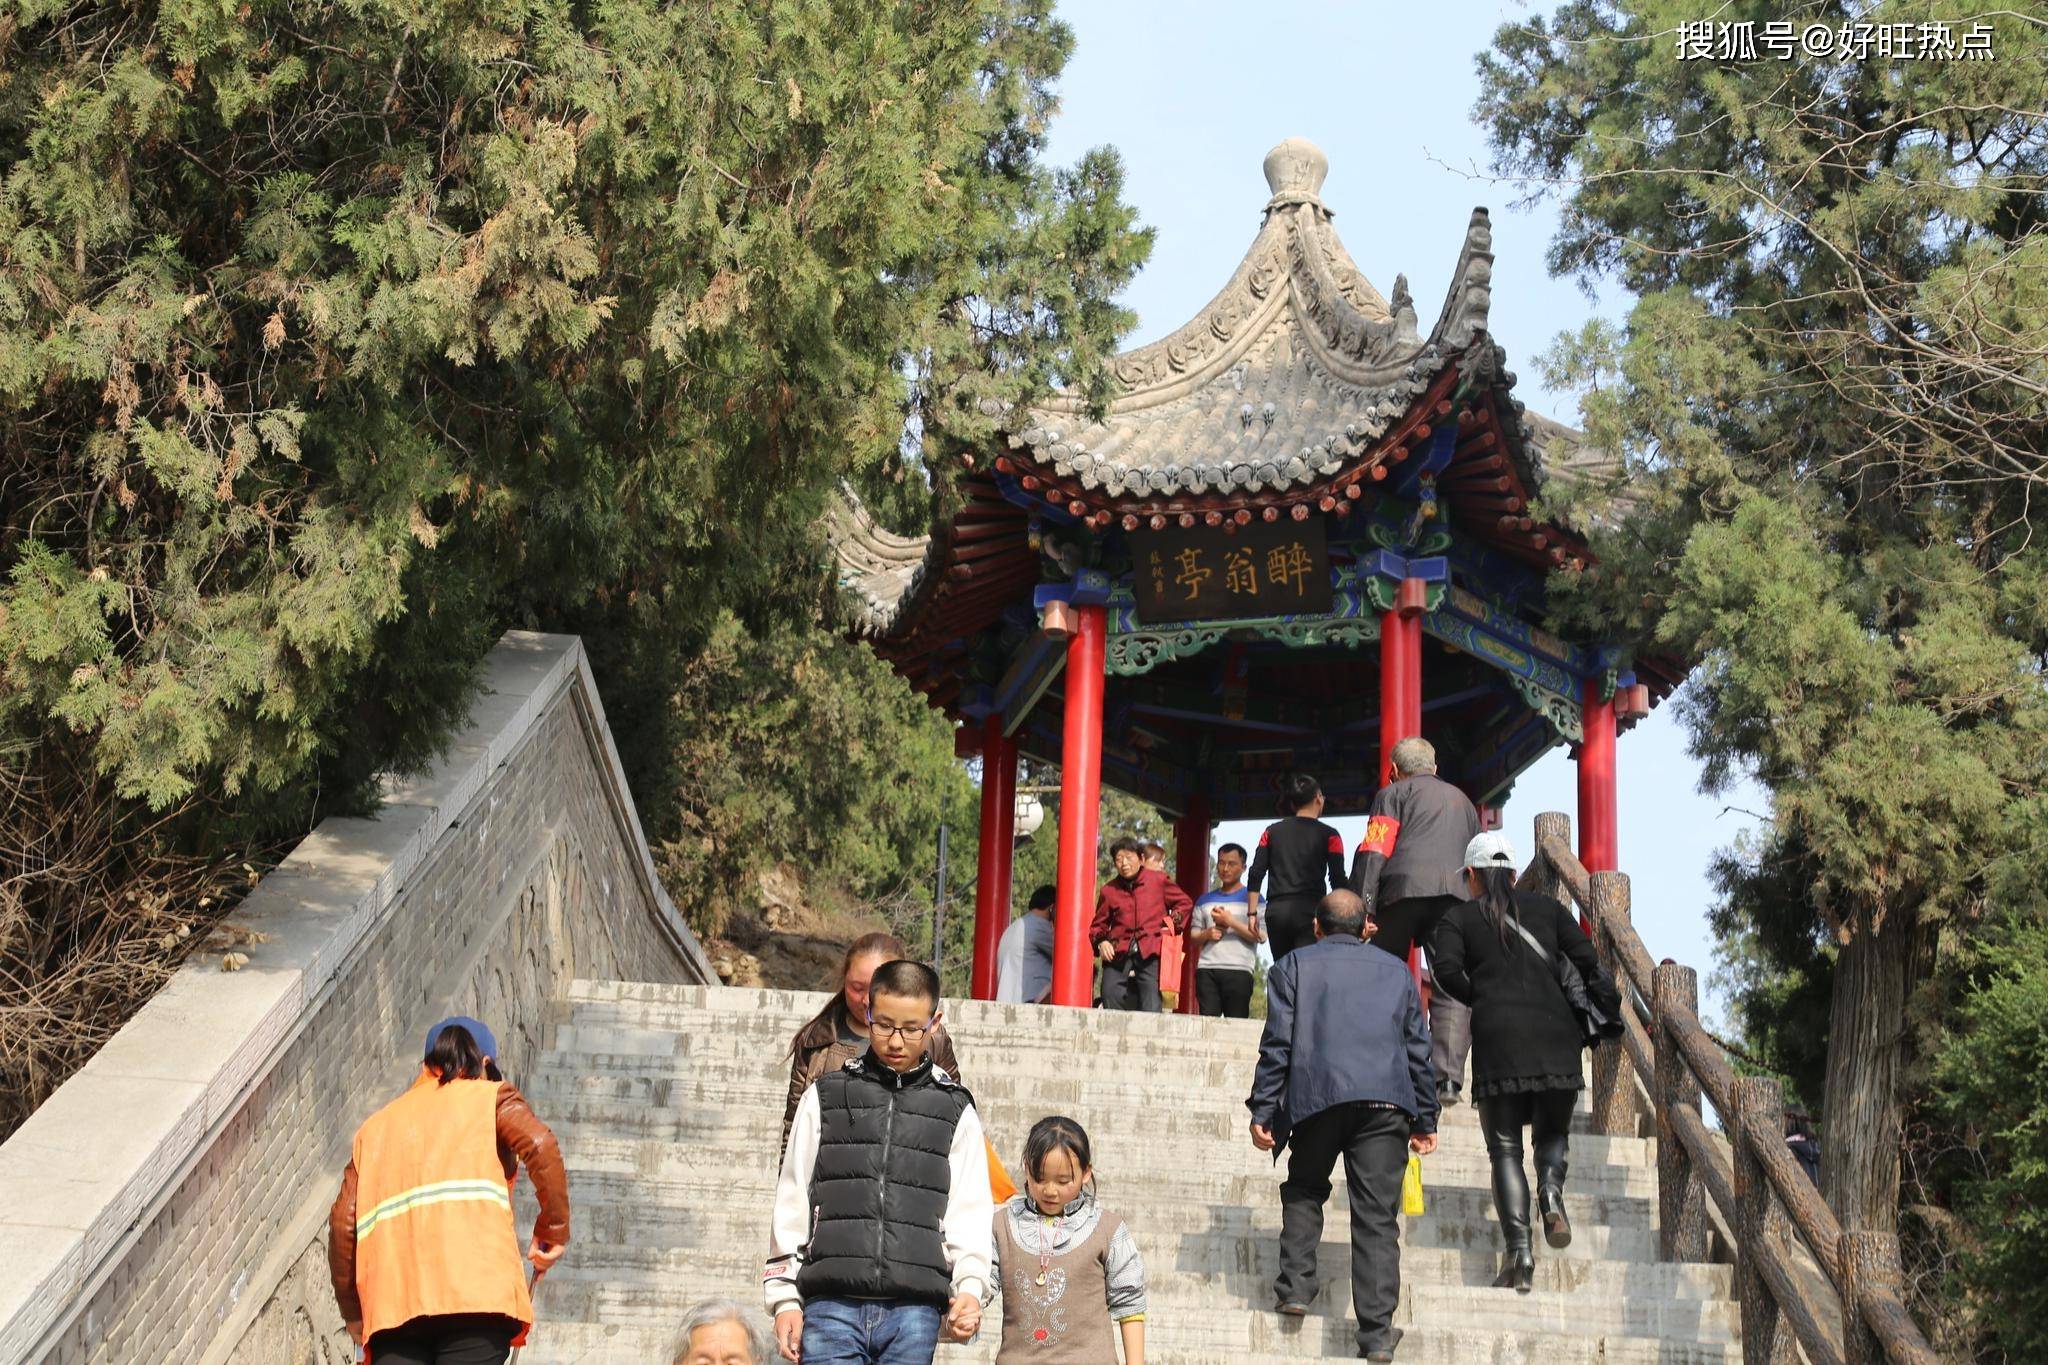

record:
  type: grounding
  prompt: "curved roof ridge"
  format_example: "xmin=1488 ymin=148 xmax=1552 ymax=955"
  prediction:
xmin=1031 ymin=211 xmax=1294 ymax=415
xmin=825 ymin=482 xmax=935 ymax=633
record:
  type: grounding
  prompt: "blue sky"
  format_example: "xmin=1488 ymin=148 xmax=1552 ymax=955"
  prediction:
xmin=1037 ymin=1 xmax=1767 ymax=1021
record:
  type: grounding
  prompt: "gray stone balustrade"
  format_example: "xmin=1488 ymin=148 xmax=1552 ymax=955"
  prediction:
xmin=0 ymin=632 xmax=711 ymax=1365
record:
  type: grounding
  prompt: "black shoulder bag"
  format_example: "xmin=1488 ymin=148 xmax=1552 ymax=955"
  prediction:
xmin=1506 ymin=914 xmax=1624 ymax=1049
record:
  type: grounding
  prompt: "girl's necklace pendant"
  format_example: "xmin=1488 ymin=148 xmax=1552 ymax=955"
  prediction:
xmin=1035 ymin=1213 xmax=1054 ymax=1285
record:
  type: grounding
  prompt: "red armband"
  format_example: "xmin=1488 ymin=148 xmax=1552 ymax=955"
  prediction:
xmin=1359 ymin=815 xmax=1401 ymax=859
xmin=1326 ymin=833 xmax=1344 ymax=855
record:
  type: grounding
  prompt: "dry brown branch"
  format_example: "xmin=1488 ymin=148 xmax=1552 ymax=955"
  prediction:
xmin=0 ymin=737 xmax=271 ymax=1140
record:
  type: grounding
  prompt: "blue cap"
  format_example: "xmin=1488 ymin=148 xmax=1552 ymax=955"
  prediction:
xmin=424 ymin=1015 xmax=498 ymax=1062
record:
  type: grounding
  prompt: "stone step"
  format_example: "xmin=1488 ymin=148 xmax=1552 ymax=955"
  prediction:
xmin=544 ymin=1129 xmax=1662 ymax=1203
xmin=545 ymin=1017 xmax=1272 ymax=1058
xmin=536 ymin=1167 xmax=1663 ymax=1250
xmin=561 ymin=981 xmax=1278 ymax=1040
xmin=540 ymin=1022 xmax=1494 ymax=1087
xmin=519 ymin=1318 xmax=1736 ymax=1365
xmin=521 ymin=1089 xmax=1655 ymax=1173
xmin=557 ymin=1211 xmax=1662 ymax=1277
xmin=532 ymin=1243 xmax=1731 ymax=1302
xmin=524 ymin=1066 xmax=1642 ymax=1163
xmin=532 ymin=1272 xmax=1741 ymax=1342
xmin=540 ymin=1021 xmax=1292 ymax=1072
xmin=525 ymin=1065 xmax=1605 ymax=1141
xmin=528 ymin=1035 xmax=1512 ymax=1092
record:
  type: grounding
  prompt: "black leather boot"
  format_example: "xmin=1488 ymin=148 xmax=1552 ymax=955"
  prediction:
xmin=1534 ymin=1118 xmax=1574 ymax=1250
xmin=1538 ymin=1170 xmax=1572 ymax=1249
xmin=1489 ymin=1151 xmax=1536 ymax=1294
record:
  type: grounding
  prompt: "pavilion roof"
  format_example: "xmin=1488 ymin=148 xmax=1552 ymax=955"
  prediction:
xmin=832 ymin=140 xmax=1624 ymax=642
xmin=986 ymin=138 xmax=1568 ymax=515
xmin=820 ymin=141 xmax=1683 ymax=802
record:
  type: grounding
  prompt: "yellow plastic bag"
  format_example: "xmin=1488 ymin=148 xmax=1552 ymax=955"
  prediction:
xmin=1401 ymin=1154 xmax=1426 ymax=1216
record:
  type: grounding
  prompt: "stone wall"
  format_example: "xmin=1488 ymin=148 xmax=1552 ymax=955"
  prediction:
xmin=0 ymin=633 xmax=711 ymax=1365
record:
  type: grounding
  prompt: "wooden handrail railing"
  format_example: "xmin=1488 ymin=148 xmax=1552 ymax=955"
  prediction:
xmin=1522 ymin=812 xmax=1945 ymax=1365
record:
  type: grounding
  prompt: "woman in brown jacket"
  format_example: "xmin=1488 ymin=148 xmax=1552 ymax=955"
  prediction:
xmin=780 ymin=932 xmax=962 ymax=1152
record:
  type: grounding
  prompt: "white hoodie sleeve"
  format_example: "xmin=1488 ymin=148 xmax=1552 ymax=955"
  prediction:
xmin=764 ymin=1084 xmax=821 ymax=1316
xmin=942 ymin=1102 xmax=996 ymax=1301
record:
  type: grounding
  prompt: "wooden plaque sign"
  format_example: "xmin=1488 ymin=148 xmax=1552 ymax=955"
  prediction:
xmin=1131 ymin=517 xmax=1333 ymax=624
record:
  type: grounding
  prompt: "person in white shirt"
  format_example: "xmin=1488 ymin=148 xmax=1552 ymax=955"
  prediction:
xmin=1191 ymin=843 xmax=1263 ymax=1017
xmin=994 ymin=885 xmax=1057 ymax=1005
xmin=765 ymin=960 xmax=994 ymax=1364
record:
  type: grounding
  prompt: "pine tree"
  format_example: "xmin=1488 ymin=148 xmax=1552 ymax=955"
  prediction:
xmin=0 ymin=0 xmax=1147 ymax=1129
xmin=1475 ymin=3 xmax=2048 ymax=1252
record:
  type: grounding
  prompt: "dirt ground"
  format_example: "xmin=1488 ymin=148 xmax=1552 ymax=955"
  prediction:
xmin=697 ymin=863 xmax=889 ymax=994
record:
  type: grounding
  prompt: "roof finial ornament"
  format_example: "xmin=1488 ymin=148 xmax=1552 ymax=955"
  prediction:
xmin=1391 ymin=272 xmax=1420 ymax=343
xmin=1262 ymin=137 xmax=1329 ymax=213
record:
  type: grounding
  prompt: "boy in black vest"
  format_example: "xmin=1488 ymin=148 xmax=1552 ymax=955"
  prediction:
xmin=765 ymin=960 xmax=993 ymax=1364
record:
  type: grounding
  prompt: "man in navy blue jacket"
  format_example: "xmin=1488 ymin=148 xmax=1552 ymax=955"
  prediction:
xmin=1247 ymin=890 xmax=1439 ymax=1363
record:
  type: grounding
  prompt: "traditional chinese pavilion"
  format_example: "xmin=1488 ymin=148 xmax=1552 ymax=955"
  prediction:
xmin=830 ymin=139 xmax=1678 ymax=1008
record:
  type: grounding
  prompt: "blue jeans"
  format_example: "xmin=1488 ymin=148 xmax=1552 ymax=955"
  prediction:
xmin=800 ymin=1300 xmax=943 ymax=1365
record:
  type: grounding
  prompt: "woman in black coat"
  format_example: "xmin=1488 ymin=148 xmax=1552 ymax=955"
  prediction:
xmin=1428 ymin=832 xmax=1621 ymax=1292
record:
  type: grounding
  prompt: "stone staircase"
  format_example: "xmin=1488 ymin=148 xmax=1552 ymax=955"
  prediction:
xmin=514 ymin=982 xmax=1739 ymax=1363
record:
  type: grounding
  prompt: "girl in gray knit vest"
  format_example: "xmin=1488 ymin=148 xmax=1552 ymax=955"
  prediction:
xmin=992 ymin=1117 xmax=1147 ymax=1364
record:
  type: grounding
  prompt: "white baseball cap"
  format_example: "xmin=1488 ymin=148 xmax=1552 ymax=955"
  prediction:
xmin=1463 ymin=831 xmax=1517 ymax=871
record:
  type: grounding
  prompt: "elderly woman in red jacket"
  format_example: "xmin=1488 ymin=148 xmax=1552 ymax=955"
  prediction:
xmin=1090 ymin=836 xmax=1194 ymax=1012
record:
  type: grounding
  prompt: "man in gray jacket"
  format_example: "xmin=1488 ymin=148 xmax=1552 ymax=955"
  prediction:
xmin=1349 ymin=736 xmax=1481 ymax=1105
xmin=1247 ymin=891 xmax=1438 ymax=1363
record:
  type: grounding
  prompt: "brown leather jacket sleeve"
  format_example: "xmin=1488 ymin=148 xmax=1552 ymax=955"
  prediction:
xmin=782 ymin=1045 xmax=817 ymax=1156
xmin=931 ymin=1024 xmax=962 ymax=1085
xmin=497 ymin=1082 xmax=570 ymax=1245
xmin=327 ymin=1159 xmax=362 ymax=1327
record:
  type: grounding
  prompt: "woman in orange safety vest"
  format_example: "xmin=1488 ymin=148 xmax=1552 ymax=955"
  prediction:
xmin=328 ymin=1016 xmax=570 ymax=1364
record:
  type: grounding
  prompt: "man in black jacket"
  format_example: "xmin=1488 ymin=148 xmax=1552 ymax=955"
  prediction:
xmin=1350 ymin=735 xmax=1481 ymax=1105
xmin=1247 ymin=891 xmax=1439 ymax=1363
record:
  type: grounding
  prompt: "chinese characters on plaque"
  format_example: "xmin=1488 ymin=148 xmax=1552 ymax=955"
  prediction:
xmin=1131 ymin=518 xmax=1333 ymax=624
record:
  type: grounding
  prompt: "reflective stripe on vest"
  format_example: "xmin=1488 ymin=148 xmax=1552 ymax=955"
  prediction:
xmin=356 ymin=1177 xmax=513 ymax=1241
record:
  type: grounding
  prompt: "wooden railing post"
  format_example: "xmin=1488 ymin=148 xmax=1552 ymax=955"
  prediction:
xmin=1733 ymin=1077 xmax=1798 ymax=1364
xmin=1841 ymin=1230 xmax=1902 ymax=1365
xmin=1654 ymin=961 xmax=1710 ymax=1262
xmin=1588 ymin=870 xmax=1635 ymax=1137
xmin=1528 ymin=811 xmax=1571 ymax=900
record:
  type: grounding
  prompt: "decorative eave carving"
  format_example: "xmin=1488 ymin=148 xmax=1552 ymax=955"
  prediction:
xmin=825 ymin=484 xmax=938 ymax=635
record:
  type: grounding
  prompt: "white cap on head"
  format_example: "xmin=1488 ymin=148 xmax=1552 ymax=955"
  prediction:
xmin=1463 ymin=831 xmax=1517 ymax=872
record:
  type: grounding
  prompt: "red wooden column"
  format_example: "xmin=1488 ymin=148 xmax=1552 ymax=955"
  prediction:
xmin=1379 ymin=578 xmax=1427 ymax=992
xmin=1578 ymin=678 xmax=1619 ymax=873
xmin=1173 ymin=799 xmax=1212 ymax=1017
xmin=1377 ymin=598 xmax=1423 ymax=785
xmin=1051 ymin=605 xmax=1107 ymax=1008
xmin=970 ymin=716 xmax=1018 ymax=1001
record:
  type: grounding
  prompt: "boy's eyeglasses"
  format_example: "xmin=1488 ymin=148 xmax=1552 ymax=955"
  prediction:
xmin=867 ymin=1016 xmax=935 ymax=1042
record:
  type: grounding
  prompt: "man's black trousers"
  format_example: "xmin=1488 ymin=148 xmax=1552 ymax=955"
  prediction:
xmin=1100 ymin=950 xmax=1161 ymax=1011
xmin=1373 ymin=893 xmax=1475 ymax=1091
xmin=1276 ymin=1102 xmax=1408 ymax=1357
xmin=1196 ymin=968 xmax=1254 ymax=1018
